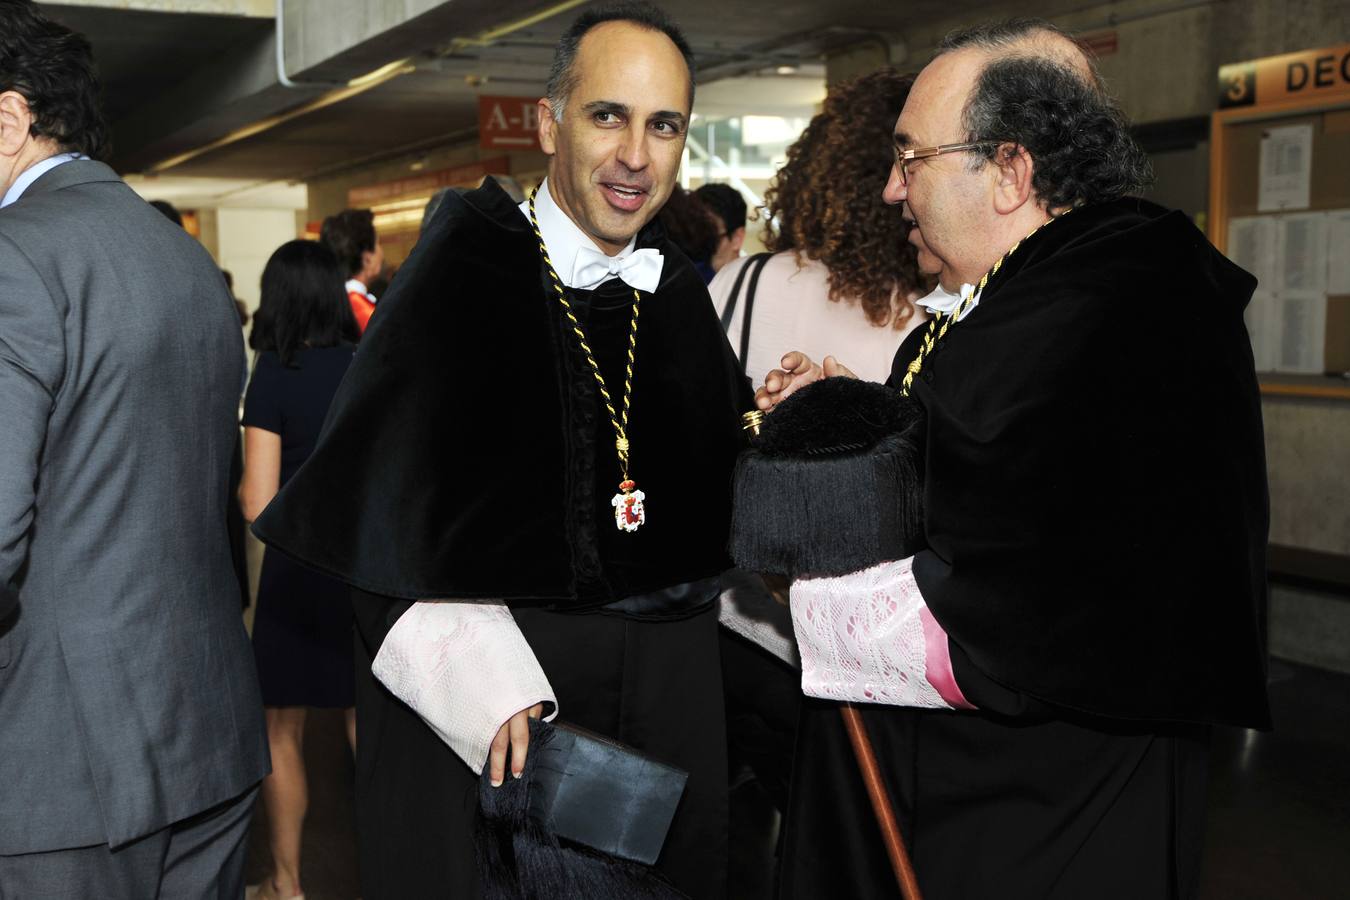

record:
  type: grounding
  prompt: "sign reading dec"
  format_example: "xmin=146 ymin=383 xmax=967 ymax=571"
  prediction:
xmin=1219 ymin=44 xmax=1350 ymax=109
xmin=478 ymin=96 xmax=543 ymax=151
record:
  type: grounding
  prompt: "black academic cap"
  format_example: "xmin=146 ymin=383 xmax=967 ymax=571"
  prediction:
xmin=730 ymin=378 xmax=926 ymax=579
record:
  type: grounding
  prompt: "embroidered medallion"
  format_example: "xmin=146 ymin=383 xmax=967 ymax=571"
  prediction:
xmin=612 ymin=479 xmax=646 ymax=532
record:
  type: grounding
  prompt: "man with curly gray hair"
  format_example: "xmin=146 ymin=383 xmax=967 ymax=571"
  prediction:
xmin=761 ymin=19 xmax=1269 ymax=900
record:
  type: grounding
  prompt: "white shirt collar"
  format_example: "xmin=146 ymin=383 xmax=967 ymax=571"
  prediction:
xmin=346 ymin=278 xmax=375 ymax=303
xmin=915 ymin=281 xmax=981 ymax=321
xmin=1 ymin=152 xmax=86 ymax=209
xmin=517 ymin=177 xmax=641 ymax=289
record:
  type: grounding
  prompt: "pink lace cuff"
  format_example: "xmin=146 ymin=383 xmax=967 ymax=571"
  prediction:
xmin=371 ymin=600 xmax=557 ymax=774
xmin=791 ymin=557 xmax=974 ymax=709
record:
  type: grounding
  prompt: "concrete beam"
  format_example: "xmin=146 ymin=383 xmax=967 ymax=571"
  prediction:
xmin=43 ymin=0 xmax=272 ymax=15
xmin=110 ymin=0 xmax=550 ymax=173
xmin=281 ymin=0 xmax=449 ymax=76
xmin=279 ymin=0 xmax=548 ymax=81
xmin=112 ymin=28 xmax=301 ymax=173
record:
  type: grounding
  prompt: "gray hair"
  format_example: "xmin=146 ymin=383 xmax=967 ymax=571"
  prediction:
xmin=938 ymin=19 xmax=1151 ymax=207
xmin=938 ymin=17 xmax=1105 ymax=93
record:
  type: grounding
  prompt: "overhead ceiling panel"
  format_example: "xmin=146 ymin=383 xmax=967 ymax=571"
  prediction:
xmin=37 ymin=3 xmax=274 ymax=123
xmin=52 ymin=0 xmax=1075 ymax=181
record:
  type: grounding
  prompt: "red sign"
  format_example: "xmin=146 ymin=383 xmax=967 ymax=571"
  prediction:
xmin=346 ymin=157 xmax=510 ymax=207
xmin=478 ymin=95 xmax=542 ymax=151
xmin=1078 ymin=30 xmax=1118 ymax=59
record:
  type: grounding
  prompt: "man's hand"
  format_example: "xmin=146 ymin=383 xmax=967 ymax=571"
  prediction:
xmin=754 ymin=352 xmax=858 ymax=411
xmin=488 ymin=702 xmax=545 ymax=787
xmin=823 ymin=356 xmax=858 ymax=380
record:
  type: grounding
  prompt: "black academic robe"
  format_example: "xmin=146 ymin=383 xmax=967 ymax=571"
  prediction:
xmin=780 ymin=199 xmax=1269 ymax=899
xmin=254 ymin=180 xmax=754 ymax=899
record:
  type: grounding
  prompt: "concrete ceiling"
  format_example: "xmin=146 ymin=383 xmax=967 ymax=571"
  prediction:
xmin=42 ymin=5 xmax=275 ymax=123
xmin=36 ymin=0 xmax=1009 ymax=183
xmin=123 ymin=173 xmax=308 ymax=209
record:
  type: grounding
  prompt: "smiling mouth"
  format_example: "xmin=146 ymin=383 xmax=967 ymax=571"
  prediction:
xmin=600 ymin=181 xmax=650 ymax=213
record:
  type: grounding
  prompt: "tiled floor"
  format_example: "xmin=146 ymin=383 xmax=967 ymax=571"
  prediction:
xmin=1200 ymin=660 xmax=1350 ymax=899
xmin=243 ymin=658 xmax=1350 ymax=899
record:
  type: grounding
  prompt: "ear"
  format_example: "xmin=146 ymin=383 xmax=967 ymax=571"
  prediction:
xmin=992 ymin=142 xmax=1035 ymax=215
xmin=360 ymin=248 xmax=378 ymax=275
xmin=0 ymin=91 xmax=33 ymax=158
xmin=730 ymin=226 xmax=746 ymax=253
xmin=537 ymin=98 xmax=558 ymax=155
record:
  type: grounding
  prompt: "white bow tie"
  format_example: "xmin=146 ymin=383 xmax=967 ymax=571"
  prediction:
xmin=916 ymin=282 xmax=979 ymax=320
xmin=571 ymin=245 xmax=664 ymax=293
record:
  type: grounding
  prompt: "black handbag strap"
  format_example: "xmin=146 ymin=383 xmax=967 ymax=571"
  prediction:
xmin=719 ymin=257 xmax=749 ymax=329
xmin=719 ymin=252 xmax=772 ymax=374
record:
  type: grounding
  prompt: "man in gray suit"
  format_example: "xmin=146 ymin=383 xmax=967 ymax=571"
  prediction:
xmin=0 ymin=2 xmax=268 ymax=894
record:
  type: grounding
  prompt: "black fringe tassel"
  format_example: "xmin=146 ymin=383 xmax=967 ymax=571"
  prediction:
xmin=730 ymin=379 xmax=926 ymax=578
xmin=474 ymin=721 xmax=688 ymax=900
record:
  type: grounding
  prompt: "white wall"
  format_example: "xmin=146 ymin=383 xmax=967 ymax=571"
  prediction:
xmin=216 ymin=207 xmax=303 ymax=315
xmin=1263 ymin=397 xmax=1350 ymax=556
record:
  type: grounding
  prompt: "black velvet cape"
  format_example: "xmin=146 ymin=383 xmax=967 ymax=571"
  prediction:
xmin=890 ymin=197 xmax=1271 ymax=730
xmin=253 ymin=179 xmax=752 ymax=608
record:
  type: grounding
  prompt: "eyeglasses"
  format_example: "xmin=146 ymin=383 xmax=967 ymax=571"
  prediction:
xmin=895 ymin=141 xmax=1000 ymax=185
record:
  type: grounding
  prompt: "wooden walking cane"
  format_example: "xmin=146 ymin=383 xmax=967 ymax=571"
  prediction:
xmin=839 ymin=703 xmax=923 ymax=900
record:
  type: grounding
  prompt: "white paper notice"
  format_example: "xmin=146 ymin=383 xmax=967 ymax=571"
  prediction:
xmin=1244 ymin=291 xmax=1280 ymax=372
xmin=1275 ymin=292 xmax=1327 ymax=373
xmin=1326 ymin=209 xmax=1350 ymax=295
xmin=1226 ymin=216 xmax=1278 ymax=289
xmin=1278 ymin=213 xmax=1328 ymax=293
xmin=1258 ymin=124 xmax=1313 ymax=212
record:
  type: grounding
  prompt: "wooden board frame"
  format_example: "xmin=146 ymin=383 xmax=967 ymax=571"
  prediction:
xmin=1209 ymin=92 xmax=1350 ymax=400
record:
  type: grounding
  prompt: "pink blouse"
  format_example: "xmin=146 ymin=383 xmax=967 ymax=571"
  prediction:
xmin=708 ymin=252 xmax=925 ymax=386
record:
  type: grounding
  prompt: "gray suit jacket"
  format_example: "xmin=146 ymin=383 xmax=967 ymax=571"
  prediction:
xmin=0 ymin=160 xmax=268 ymax=853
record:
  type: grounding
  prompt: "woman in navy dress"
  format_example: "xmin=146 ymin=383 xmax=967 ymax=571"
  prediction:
xmin=239 ymin=240 xmax=359 ymax=900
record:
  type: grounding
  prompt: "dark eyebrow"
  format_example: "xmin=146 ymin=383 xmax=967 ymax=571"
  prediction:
xmin=894 ymin=131 xmax=914 ymax=150
xmin=582 ymin=100 xmax=631 ymax=118
xmin=650 ymin=109 xmax=688 ymax=129
xmin=579 ymin=100 xmax=687 ymax=131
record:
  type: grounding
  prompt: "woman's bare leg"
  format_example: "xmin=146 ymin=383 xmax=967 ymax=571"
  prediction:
xmin=258 ymin=706 xmax=308 ymax=899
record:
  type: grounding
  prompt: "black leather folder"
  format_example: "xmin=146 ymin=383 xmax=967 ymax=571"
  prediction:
xmin=525 ymin=720 xmax=688 ymax=866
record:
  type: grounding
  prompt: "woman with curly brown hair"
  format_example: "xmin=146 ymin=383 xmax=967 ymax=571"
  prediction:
xmin=711 ymin=72 xmax=933 ymax=894
xmin=709 ymin=68 xmax=932 ymax=384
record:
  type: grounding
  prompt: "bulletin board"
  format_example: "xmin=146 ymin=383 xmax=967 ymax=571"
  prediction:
xmin=1209 ymin=57 xmax=1350 ymax=399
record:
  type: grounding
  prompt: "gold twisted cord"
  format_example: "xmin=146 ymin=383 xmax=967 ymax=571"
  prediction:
xmin=528 ymin=186 xmax=641 ymax=480
xmin=899 ymin=211 xmax=1069 ymax=397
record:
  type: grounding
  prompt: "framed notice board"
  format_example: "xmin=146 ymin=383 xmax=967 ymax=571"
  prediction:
xmin=1209 ymin=45 xmax=1350 ymax=399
